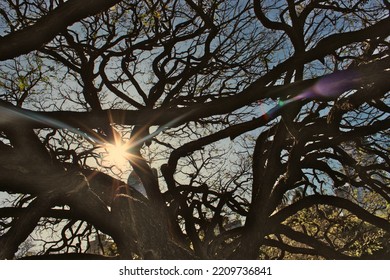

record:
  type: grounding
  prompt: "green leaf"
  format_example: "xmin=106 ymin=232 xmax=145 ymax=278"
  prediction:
xmin=17 ymin=76 xmax=28 ymax=91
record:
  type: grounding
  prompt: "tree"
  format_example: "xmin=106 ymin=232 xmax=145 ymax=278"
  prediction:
xmin=0 ymin=0 xmax=389 ymax=259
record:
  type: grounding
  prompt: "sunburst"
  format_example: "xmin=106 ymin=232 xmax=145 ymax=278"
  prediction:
xmin=104 ymin=142 xmax=129 ymax=166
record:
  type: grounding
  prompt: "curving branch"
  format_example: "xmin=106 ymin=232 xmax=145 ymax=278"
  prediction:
xmin=270 ymin=195 xmax=390 ymax=233
xmin=0 ymin=193 xmax=60 ymax=259
xmin=0 ymin=0 xmax=123 ymax=61
xmin=275 ymin=224 xmax=355 ymax=259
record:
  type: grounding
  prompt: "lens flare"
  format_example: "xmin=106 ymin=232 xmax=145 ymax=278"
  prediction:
xmin=259 ymin=69 xmax=362 ymax=121
xmin=0 ymin=101 xmax=192 ymax=169
xmin=298 ymin=70 xmax=361 ymax=99
xmin=2 ymin=68 xmax=362 ymax=166
xmin=0 ymin=102 xmax=104 ymax=144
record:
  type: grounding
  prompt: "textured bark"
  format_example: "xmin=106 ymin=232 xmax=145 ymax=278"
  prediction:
xmin=111 ymin=186 xmax=196 ymax=259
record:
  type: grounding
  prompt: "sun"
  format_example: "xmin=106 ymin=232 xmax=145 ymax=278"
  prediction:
xmin=97 ymin=126 xmax=137 ymax=176
xmin=105 ymin=143 xmax=128 ymax=165
xmin=101 ymin=137 xmax=134 ymax=172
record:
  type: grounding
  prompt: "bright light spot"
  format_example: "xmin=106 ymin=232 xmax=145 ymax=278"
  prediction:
xmin=96 ymin=139 xmax=132 ymax=180
xmin=104 ymin=142 xmax=130 ymax=167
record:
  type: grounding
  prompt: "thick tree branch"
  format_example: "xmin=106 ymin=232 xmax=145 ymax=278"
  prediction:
xmin=0 ymin=0 xmax=123 ymax=61
xmin=0 ymin=193 xmax=59 ymax=259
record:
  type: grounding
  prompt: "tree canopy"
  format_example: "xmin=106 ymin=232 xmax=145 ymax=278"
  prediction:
xmin=0 ymin=0 xmax=389 ymax=259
